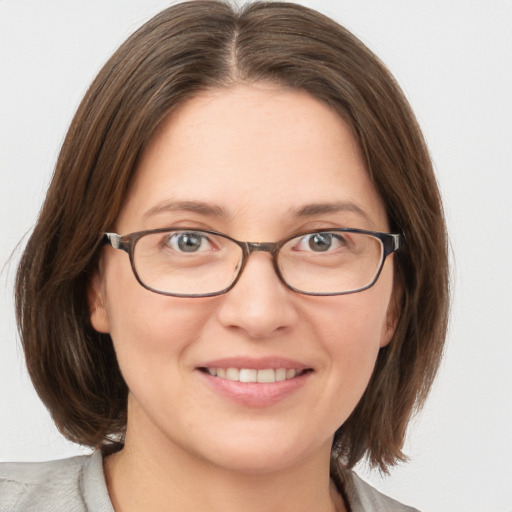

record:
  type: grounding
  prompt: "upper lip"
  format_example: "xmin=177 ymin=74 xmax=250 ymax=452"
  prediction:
xmin=198 ymin=357 xmax=311 ymax=371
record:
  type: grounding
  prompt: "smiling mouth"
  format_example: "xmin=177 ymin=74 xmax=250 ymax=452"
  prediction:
xmin=199 ymin=367 xmax=311 ymax=383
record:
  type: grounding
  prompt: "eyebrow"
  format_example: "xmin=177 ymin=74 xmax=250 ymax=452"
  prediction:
xmin=142 ymin=199 xmax=375 ymax=227
xmin=142 ymin=200 xmax=230 ymax=222
xmin=291 ymin=201 xmax=376 ymax=228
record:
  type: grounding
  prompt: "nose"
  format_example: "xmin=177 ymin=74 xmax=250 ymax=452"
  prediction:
xmin=215 ymin=251 xmax=299 ymax=339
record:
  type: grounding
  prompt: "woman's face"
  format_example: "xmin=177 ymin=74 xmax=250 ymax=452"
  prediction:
xmin=90 ymin=84 xmax=397 ymax=473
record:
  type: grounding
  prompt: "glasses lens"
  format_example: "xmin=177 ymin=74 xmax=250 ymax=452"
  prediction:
xmin=277 ymin=231 xmax=384 ymax=294
xmin=133 ymin=230 xmax=243 ymax=296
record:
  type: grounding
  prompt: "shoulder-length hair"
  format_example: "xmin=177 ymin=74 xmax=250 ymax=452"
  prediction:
xmin=16 ymin=0 xmax=449 ymax=472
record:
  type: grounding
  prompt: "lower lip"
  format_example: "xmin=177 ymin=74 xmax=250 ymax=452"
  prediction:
xmin=198 ymin=370 xmax=311 ymax=407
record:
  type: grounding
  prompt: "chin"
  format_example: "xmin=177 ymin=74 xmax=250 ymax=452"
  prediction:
xmin=207 ymin=450 xmax=306 ymax=475
xmin=192 ymin=429 xmax=330 ymax=475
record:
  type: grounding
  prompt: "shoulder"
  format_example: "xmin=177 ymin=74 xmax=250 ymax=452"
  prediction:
xmin=332 ymin=465 xmax=421 ymax=512
xmin=0 ymin=452 xmax=113 ymax=512
xmin=0 ymin=455 xmax=87 ymax=511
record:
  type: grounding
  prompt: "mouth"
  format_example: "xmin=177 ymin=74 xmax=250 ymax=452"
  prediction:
xmin=197 ymin=357 xmax=313 ymax=406
xmin=199 ymin=367 xmax=311 ymax=383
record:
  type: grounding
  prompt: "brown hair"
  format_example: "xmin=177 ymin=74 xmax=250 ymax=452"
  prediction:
xmin=15 ymin=0 xmax=449 ymax=472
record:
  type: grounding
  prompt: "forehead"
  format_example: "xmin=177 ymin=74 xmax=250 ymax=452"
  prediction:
xmin=118 ymin=84 xmax=388 ymax=234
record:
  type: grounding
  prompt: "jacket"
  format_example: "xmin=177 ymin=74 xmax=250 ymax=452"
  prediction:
xmin=0 ymin=451 xmax=419 ymax=511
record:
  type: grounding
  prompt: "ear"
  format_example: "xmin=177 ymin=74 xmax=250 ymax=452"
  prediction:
xmin=380 ymin=310 xmax=397 ymax=348
xmin=380 ymin=281 xmax=402 ymax=348
xmin=88 ymin=271 xmax=111 ymax=333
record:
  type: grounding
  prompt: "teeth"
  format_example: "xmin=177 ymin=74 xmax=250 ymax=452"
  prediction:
xmin=286 ymin=369 xmax=296 ymax=379
xmin=275 ymin=368 xmax=287 ymax=381
xmin=226 ymin=367 xmax=239 ymax=381
xmin=205 ymin=367 xmax=303 ymax=382
xmin=257 ymin=369 xmax=275 ymax=383
xmin=239 ymin=369 xmax=257 ymax=382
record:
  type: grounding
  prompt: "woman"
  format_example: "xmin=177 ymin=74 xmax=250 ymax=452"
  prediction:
xmin=1 ymin=1 xmax=448 ymax=511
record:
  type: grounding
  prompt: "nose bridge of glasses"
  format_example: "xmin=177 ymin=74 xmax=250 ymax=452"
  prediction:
xmin=235 ymin=241 xmax=285 ymax=291
xmin=245 ymin=242 xmax=279 ymax=256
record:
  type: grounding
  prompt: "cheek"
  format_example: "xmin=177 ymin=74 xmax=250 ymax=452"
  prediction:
xmin=319 ymin=301 xmax=385 ymax=379
xmin=313 ymin=280 xmax=391 ymax=353
xmin=101 ymin=259 xmax=213 ymax=383
xmin=307 ymin=281 xmax=392 ymax=407
xmin=108 ymin=295 xmax=206 ymax=363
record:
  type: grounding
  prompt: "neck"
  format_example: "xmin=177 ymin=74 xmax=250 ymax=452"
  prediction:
xmin=104 ymin=414 xmax=345 ymax=512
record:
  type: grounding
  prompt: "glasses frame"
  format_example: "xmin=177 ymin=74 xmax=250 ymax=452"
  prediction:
xmin=103 ymin=227 xmax=402 ymax=298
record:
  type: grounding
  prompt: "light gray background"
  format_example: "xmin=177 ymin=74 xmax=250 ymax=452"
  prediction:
xmin=1 ymin=1 xmax=511 ymax=511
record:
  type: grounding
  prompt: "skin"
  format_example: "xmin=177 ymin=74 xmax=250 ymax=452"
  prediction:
xmin=89 ymin=83 xmax=397 ymax=512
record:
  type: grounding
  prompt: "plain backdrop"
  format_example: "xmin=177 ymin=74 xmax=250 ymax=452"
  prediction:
xmin=1 ymin=1 xmax=511 ymax=511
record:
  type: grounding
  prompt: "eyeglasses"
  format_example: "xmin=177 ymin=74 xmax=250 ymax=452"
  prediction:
xmin=103 ymin=228 xmax=402 ymax=297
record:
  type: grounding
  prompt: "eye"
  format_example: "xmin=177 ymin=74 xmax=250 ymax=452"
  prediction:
xmin=294 ymin=232 xmax=345 ymax=252
xmin=165 ymin=231 xmax=214 ymax=253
